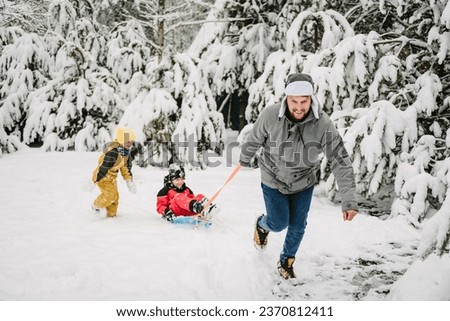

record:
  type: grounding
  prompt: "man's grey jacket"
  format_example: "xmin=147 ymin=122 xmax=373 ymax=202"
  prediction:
xmin=240 ymin=97 xmax=358 ymax=211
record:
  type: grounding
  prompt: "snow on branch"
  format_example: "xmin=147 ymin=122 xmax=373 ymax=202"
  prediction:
xmin=441 ymin=0 xmax=450 ymax=28
xmin=212 ymin=44 xmax=237 ymax=94
xmin=344 ymin=100 xmax=408 ymax=197
xmin=48 ymin=0 xmax=77 ymax=37
xmin=106 ymin=21 xmax=150 ymax=85
xmin=0 ymin=0 xmax=47 ymax=34
xmin=391 ymin=135 xmax=448 ymax=227
xmin=418 ymin=158 xmax=450 ymax=258
xmin=392 ymin=172 xmax=441 ymax=225
xmin=0 ymin=107 xmax=26 ymax=155
xmin=286 ymin=10 xmax=354 ymax=53
xmin=410 ymin=72 xmax=442 ymax=116
xmin=120 ymin=87 xmax=178 ymax=145
xmin=368 ymin=55 xmax=402 ymax=103
xmin=0 ymin=26 xmax=24 ymax=46
xmin=428 ymin=25 xmax=450 ymax=64
xmin=188 ymin=0 xmax=229 ymax=58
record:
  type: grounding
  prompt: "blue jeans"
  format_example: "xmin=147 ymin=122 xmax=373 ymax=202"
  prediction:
xmin=258 ymin=183 xmax=314 ymax=261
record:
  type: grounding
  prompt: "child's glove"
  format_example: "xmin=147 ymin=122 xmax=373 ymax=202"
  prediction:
xmin=190 ymin=200 xmax=204 ymax=214
xmin=162 ymin=209 xmax=174 ymax=222
xmin=126 ymin=180 xmax=137 ymax=194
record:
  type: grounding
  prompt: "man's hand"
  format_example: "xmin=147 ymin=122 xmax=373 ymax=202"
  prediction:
xmin=343 ymin=209 xmax=358 ymax=221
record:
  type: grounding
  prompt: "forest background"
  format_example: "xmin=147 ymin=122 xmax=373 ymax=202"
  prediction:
xmin=0 ymin=0 xmax=449 ymax=285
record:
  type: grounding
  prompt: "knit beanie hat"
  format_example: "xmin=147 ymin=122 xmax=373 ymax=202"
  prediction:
xmin=168 ymin=164 xmax=185 ymax=181
xmin=163 ymin=164 xmax=186 ymax=186
xmin=284 ymin=73 xmax=314 ymax=96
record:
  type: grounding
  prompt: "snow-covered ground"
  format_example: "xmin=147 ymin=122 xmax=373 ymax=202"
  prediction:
xmin=0 ymin=146 xmax=448 ymax=302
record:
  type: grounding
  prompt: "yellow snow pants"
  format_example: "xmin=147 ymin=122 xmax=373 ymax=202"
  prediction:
xmin=94 ymin=178 xmax=119 ymax=217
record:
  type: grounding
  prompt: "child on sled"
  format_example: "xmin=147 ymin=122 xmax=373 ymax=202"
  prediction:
xmin=156 ymin=164 xmax=215 ymax=222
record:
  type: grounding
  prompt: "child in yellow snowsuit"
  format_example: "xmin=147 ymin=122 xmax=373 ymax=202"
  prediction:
xmin=92 ymin=127 xmax=137 ymax=217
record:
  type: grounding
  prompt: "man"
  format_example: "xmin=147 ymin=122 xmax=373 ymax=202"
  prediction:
xmin=92 ymin=127 xmax=137 ymax=218
xmin=240 ymin=73 xmax=358 ymax=280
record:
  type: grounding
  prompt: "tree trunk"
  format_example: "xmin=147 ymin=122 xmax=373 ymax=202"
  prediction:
xmin=157 ymin=0 xmax=165 ymax=61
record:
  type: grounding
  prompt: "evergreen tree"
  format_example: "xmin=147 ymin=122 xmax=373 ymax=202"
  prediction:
xmin=418 ymin=155 xmax=450 ymax=258
xmin=94 ymin=0 xmax=213 ymax=53
xmin=119 ymin=46 xmax=226 ymax=168
xmin=0 ymin=28 xmax=53 ymax=153
xmin=0 ymin=0 xmax=49 ymax=34
xmin=189 ymin=0 xmax=289 ymax=130
xmin=23 ymin=0 xmax=122 ymax=151
xmin=342 ymin=0 xmax=450 ymax=224
xmin=105 ymin=20 xmax=151 ymax=105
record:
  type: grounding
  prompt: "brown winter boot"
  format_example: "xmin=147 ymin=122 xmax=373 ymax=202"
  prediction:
xmin=278 ymin=257 xmax=296 ymax=279
xmin=253 ymin=215 xmax=269 ymax=250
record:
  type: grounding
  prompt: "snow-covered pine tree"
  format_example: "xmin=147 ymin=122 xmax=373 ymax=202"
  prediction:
xmin=316 ymin=0 xmax=450 ymax=224
xmin=190 ymin=0 xmax=288 ymax=130
xmin=46 ymin=0 xmax=95 ymax=36
xmin=22 ymin=1 xmax=121 ymax=151
xmin=0 ymin=26 xmax=24 ymax=48
xmin=0 ymin=26 xmax=25 ymax=156
xmin=47 ymin=0 xmax=78 ymax=37
xmin=105 ymin=20 xmax=151 ymax=106
xmin=0 ymin=0 xmax=49 ymax=34
xmin=119 ymin=46 xmax=226 ymax=168
xmin=418 ymin=155 xmax=450 ymax=258
xmin=98 ymin=1 xmax=228 ymax=169
xmin=116 ymin=81 xmax=178 ymax=168
xmin=371 ymin=0 xmax=450 ymax=224
xmin=188 ymin=0 xmax=233 ymax=110
xmin=0 ymin=27 xmax=53 ymax=154
xmin=134 ymin=0 xmax=215 ymax=56
xmin=94 ymin=0 xmax=213 ymax=54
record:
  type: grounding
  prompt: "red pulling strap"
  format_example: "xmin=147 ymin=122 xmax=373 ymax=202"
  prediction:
xmin=201 ymin=164 xmax=242 ymax=214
